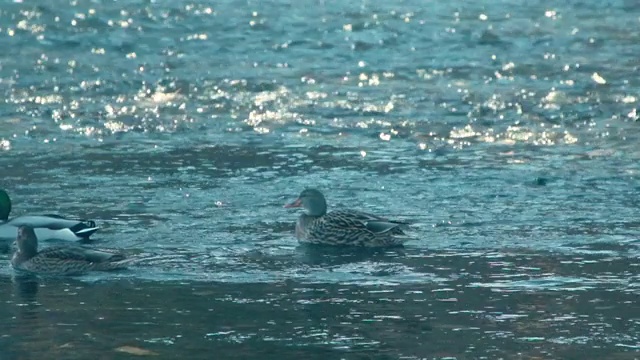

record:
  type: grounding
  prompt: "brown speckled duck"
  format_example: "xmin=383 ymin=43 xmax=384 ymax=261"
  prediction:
xmin=11 ymin=226 xmax=130 ymax=276
xmin=284 ymin=189 xmax=410 ymax=247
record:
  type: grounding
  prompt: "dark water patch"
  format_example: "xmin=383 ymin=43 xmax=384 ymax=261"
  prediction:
xmin=0 ymin=246 xmax=638 ymax=358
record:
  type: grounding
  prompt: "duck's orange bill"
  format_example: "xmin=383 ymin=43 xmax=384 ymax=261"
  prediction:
xmin=284 ymin=198 xmax=302 ymax=208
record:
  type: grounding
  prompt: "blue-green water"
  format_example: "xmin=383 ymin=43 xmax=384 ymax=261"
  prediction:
xmin=0 ymin=0 xmax=639 ymax=358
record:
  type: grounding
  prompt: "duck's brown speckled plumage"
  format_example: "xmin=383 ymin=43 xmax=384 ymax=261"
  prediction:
xmin=286 ymin=189 xmax=409 ymax=247
xmin=11 ymin=226 xmax=130 ymax=276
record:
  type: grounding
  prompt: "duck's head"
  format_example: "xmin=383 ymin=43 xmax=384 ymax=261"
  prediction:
xmin=0 ymin=189 xmax=11 ymax=221
xmin=284 ymin=188 xmax=327 ymax=216
xmin=15 ymin=226 xmax=38 ymax=257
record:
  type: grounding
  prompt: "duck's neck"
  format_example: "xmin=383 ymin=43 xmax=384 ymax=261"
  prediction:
xmin=18 ymin=239 xmax=38 ymax=260
xmin=11 ymin=250 xmax=33 ymax=266
xmin=300 ymin=213 xmax=322 ymax=223
xmin=305 ymin=203 xmax=327 ymax=217
xmin=297 ymin=213 xmax=322 ymax=239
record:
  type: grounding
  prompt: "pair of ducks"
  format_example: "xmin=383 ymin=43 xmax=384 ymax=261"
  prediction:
xmin=1 ymin=189 xmax=127 ymax=275
xmin=1 ymin=188 xmax=410 ymax=276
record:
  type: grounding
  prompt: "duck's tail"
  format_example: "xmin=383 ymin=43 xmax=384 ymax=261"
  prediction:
xmin=69 ymin=220 xmax=99 ymax=238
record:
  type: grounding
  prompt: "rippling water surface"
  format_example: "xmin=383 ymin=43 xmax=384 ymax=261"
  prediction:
xmin=1 ymin=0 xmax=639 ymax=358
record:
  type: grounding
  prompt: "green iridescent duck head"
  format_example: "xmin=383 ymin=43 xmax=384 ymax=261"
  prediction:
xmin=0 ymin=189 xmax=12 ymax=221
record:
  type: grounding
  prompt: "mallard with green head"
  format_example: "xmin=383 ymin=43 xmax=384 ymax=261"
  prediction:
xmin=11 ymin=226 xmax=129 ymax=276
xmin=0 ymin=189 xmax=99 ymax=247
xmin=284 ymin=189 xmax=410 ymax=247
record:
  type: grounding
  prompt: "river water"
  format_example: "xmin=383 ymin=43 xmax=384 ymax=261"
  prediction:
xmin=0 ymin=0 xmax=639 ymax=358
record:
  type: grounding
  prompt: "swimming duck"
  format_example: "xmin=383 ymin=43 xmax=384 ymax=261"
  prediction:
xmin=0 ymin=189 xmax=99 ymax=245
xmin=284 ymin=189 xmax=410 ymax=247
xmin=11 ymin=226 xmax=129 ymax=276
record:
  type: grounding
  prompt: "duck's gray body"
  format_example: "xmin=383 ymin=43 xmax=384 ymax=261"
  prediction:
xmin=0 ymin=190 xmax=99 ymax=251
xmin=0 ymin=215 xmax=98 ymax=242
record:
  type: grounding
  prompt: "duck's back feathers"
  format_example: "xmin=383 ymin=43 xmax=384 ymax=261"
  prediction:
xmin=8 ymin=215 xmax=97 ymax=233
xmin=38 ymin=245 xmax=126 ymax=263
xmin=330 ymin=210 xmax=407 ymax=231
